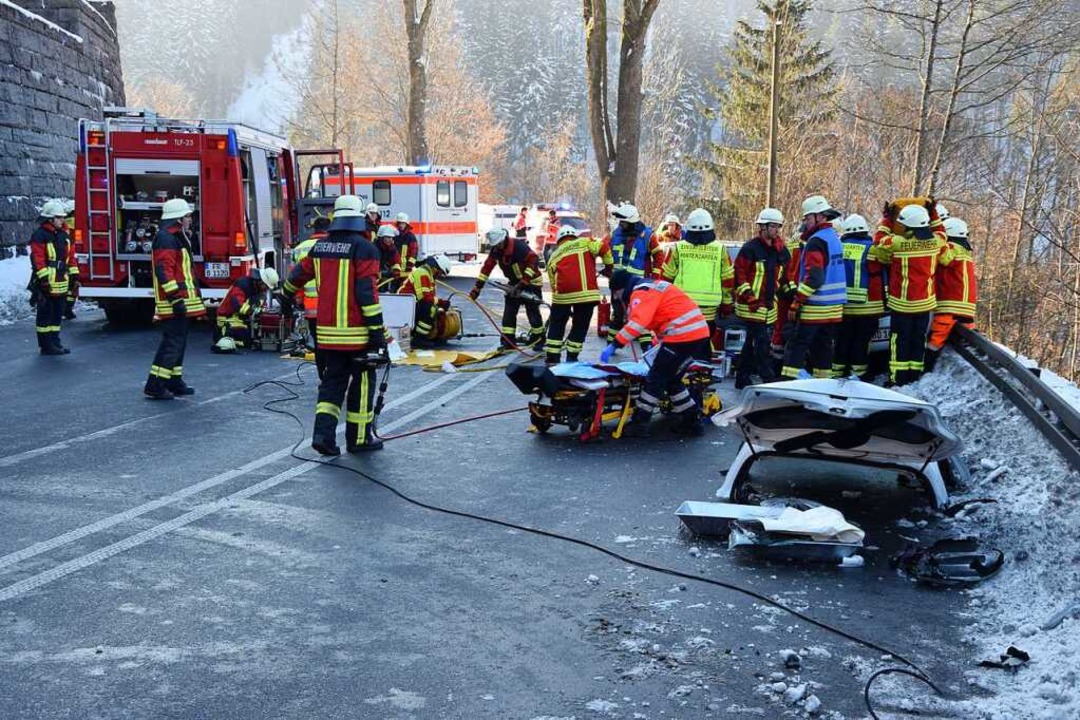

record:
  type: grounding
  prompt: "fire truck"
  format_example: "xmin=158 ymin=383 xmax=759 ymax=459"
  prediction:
xmin=72 ymin=107 xmax=331 ymax=323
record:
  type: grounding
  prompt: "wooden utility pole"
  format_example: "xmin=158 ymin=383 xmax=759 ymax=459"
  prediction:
xmin=766 ymin=17 xmax=782 ymax=206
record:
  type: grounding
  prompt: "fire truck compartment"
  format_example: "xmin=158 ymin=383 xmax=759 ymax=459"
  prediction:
xmin=114 ymin=159 xmax=201 ymax=260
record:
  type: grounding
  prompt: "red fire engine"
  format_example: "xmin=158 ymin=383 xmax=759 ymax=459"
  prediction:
xmin=72 ymin=107 xmax=323 ymax=323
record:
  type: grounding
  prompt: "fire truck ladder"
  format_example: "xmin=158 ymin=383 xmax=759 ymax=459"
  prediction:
xmin=82 ymin=119 xmax=114 ymax=281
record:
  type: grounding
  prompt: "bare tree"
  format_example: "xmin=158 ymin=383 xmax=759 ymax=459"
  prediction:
xmin=403 ymin=0 xmax=436 ymax=165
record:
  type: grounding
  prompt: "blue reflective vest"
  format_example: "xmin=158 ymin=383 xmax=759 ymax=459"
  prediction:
xmin=801 ymin=226 xmax=847 ymax=306
xmin=611 ymin=224 xmax=653 ymax=276
xmin=841 ymin=235 xmax=874 ymax=303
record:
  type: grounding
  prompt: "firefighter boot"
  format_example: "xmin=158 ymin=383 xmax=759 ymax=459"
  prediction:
xmin=311 ymin=413 xmax=341 ymax=457
xmin=527 ymin=331 xmax=546 ymax=351
xmin=143 ymin=376 xmax=175 ymax=400
xmin=924 ymin=348 xmax=941 ymax=373
xmin=167 ymin=378 xmax=196 ymax=396
xmin=63 ymin=299 xmax=76 ymax=320
xmin=621 ymin=410 xmax=652 ymax=438
xmin=671 ymin=409 xmax=705 ymax=437
xmin=348 ymin=433 xmax=384 ymax=453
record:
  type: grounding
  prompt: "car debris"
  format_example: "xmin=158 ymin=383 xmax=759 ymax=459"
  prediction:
xmin=728 ymin=505 xmax=865 ymax=563
xmin=891 ymin=536 xmax=1004 ymax=586
xmin=978 ymin=645 xmax=1030 ymax=671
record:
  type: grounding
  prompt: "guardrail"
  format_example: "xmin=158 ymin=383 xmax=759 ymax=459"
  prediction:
xmin=950 ymin=324 xmax=1080 ymax=471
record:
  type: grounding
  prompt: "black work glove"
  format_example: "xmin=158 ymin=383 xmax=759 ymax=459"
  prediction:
xmin=172 ymin=299 xmax=187 ymax=317
xmin=468 ymin=282 xmax=482 ymax=301
xmin=277 ymin=294 xmax=295 ymax=316
xmin=367 ymin=328 xmax=386 ymax=351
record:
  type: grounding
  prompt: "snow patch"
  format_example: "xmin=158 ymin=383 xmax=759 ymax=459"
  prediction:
xmin=0 ymin=0 xmax=83 ymax=42
xmin=227 ymin=14 xmax=311 ymax=133
xmin=0 ymin=254 xmax=32 ymax=326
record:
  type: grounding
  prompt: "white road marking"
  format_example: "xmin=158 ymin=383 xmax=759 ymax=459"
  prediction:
xmin=0 ymin=371 xmax=491 ymax=603
xmin=0 ymin=373 xmax=457 ymax=572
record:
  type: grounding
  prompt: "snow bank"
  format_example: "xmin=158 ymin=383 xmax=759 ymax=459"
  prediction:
xmin=902 ymin=351 xmax=1080 ymax=720
xmin=0 ymin=254 xmax=32 ymax=326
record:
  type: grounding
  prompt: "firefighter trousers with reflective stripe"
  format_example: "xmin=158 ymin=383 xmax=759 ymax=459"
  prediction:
xmin=781 ymin=322 xmax=837 ymax=379
xmin=545 ymin=301 xmax=596 ymax=363
xmin=149 ymin=315 xmax=189 ymax=386
xmin=889 ymin=312 xmax=929 ymax=385
xmin=606 ymin=298 xmax=653 ymax=348
xmin=736 ymin=322 xmax=776 ymax=385
xmin=313 ymin=350 xmax=378 ymax=450
xmin=307 ymin=318 xmax=326 ymax=380
xmin=35 ymin=295 xmax=65 ymax=350
xmin=638 ymin=338 xmax=711 ymax=417
xmin=833 ymin=315 xmax=879 ymax=378
xmin=501 ymin=295 xmax=544 ymax=348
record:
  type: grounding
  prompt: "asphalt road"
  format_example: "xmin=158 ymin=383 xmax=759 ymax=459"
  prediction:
xmin=0 ymin=276 xmax=974 ymax=719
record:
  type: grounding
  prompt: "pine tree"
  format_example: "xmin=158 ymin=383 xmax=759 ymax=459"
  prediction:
xmin=694 ymin=0 xmax=836 ymax=231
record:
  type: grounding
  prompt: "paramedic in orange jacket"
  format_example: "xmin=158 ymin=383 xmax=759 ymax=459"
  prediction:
xmin=925 ymin=217 xmax=977 ymax=372
xmin=603 ymin=271 xmax=712 ymax=437
xmin=872 ymin=200 xmax=953 ymax=385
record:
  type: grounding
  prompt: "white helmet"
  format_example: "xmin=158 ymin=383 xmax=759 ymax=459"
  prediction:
xmin=429 ymin=253 xmax=452 ymax=276
xmin=685 ymin=208 xmax=715 ymax=232
xmin=332 ymin=195 xmax=364 ymax=218
xmin=161 ymin=198 xmax=193 ymax=220
xmin=936 ymin=203 xmax=950 ymax=220
xmin=557 ymin=224 xmax=580 ymax=240
xmin=215 ymin=336 xmax=237 ymax=353
xmin=801 ymin=195 xmax=833 ymax=217
xmin=486 ymin=227 xmax=509 ymax=245
xmin=365 ymin=202 xmax=379 ymax=215
xmin=897 ymin=204 xmax=931 ymax=229
xmin=40 ymin=199 xmax=67 ymax=218
xmin=611 ymin=203 xmax=641 ymax=224
xmin=258 ymin=267 xmax=280 ymax=289
xmin=395 ymin=212 xmax=409 ymax=223
xmin=756 ymin=207 xmax=784 ymax=225
xmin=376 ymin=224 xmax=398 ymax=238
xmin=841 ymin=214 xmax=869 ymax=235
xmin=943 ymin=217 xmax=969 ymax=239
xmin=663 ymin=213 xmax=681 ymax=226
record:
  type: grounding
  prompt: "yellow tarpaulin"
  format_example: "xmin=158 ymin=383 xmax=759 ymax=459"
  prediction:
xmin=397 ymin=349 xmax=502 ymax=369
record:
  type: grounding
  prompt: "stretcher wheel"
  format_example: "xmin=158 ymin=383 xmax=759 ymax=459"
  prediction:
xmin=530 ymin=412 xmax=551 ymax=434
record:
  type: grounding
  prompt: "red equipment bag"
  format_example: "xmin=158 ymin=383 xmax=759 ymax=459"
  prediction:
xmin=597 ymin=297 xmax=611 ymax=338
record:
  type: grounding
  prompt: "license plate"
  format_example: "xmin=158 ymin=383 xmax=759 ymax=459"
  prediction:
xmin=872 ymin=328 xmax=889 ymax=342
xmin=204 ymin=262 xmax=230 ymax=279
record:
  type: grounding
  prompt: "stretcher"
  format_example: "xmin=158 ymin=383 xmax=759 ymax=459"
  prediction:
xmin=506 ymin=356 xmax=723 ymax=441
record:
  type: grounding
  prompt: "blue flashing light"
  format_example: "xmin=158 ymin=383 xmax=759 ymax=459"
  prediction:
xmin=559 ymin=202 xmax=572 ymax=211
xmin=415 ymin=164 xmax=432 ymax=174
xmin=226 ymin=129 xmax=239 ymax=157
xmin=79 ymin=126 xmax=85 ymax=154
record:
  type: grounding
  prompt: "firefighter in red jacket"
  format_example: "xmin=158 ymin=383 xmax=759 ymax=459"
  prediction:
xmin=393 ymin=212 xmax=419 ymax=275
xmin=832 ymin=214 xmax=886 ymax=379
xmin=544 ymin=225 xmax=613 ymax=364
xmin=145 ymin=199 xmax=206 ymax=399
xmin=872 ymin=199 xmax=952 ymax=385
xmin=470 ymin=228 xmax=545 ymax=350
xmin=925 ymin=217 xmax=977 ymax=372
xmin=29 ymin=200 xmax=78 ymax=355
xmin=602 ymin=272 xmax=712 ymax=437
xmin=733 ymin=208 xmax=786 ymax=387
xmin=212 ymin=267 xmax=280 ymax=353
xmin=282 ymin=195 xmax=386 ymax=456
xmin=374 ymin=225 xmax=402 ymax=283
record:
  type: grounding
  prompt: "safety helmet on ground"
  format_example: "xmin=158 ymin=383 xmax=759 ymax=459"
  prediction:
xmin=376 ymin=225 xmax=398 ymax=238
xmin=486 ymin=227 xmax=509 ymax=246
xmin=756 ymin=207 xmax=784 ymax=225
xmin=801 ymin=195 xmax=833 ymax=217
xmin=428 ymin=253 xmax=452 ymax=276
xmin=611 ymin=203 xmax=641 ymax=225
xmin=161 ymin=198 xmax=193 ymax=220
xmin=395 ymin=212 xmax=409 ymax=224
xmin=936 ymin=203 xmax=950 ymax=220
xmin=39 ymin=199 xmax=67 ymax=219
xmin=215 ymin=336 xmax=237 ymax=353
xmin=556 ymin=224 xmax=579 ymax=241
xmin=258 ymin=267 xmax=280 ymax=289
xmin=840 ymin=214 xmax=870 ymax=236
xmin=663 ymin=213 xmax=681 ymax=226
xmin=332 ymin=195 xmax=364 ymax=218
xmin=684 ymin=208 xmax=715 ymax=232
xmin=365 ymin=202 xmax=379 ymax=215
xmin=897 ymin=204 xmax=931 ymax=229
xmin=943 ymin=217 xmax=969 ymax=239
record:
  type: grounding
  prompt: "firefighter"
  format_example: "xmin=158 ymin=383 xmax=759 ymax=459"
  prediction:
xmin=28 ymin=199 xmax=78 ymax=355
xmin=605 ymin=203 xmax=662 ymax=350
xmin=212 ymin=267 xmax=280 ymax=353
xmin=661 ymin=208 xmax=734 ymax=340
xmin=393 ymin=212 xmax=419 ymax=276
xmin=145 ymin=199 xmax=206 ymax=399
xmin=400 ymin=253 xmax=453 ymax=346
xmin=293 ymin=214 xmax=328 ymax=378
xmin=780 ymin=195 xmax=846 ymax=380
xmin=733 ymin=208 xmax=786 ymax=388
xmin=872 ymin=199 xmax=952 ymax=385
xmin=544 ymin=225 xmax=613 ymax=365
xmin=925 ymin=217 xmax=977 ymax=373
xmin=652 ymin=213 xmax=682 ymax=279
xmin=374 ymin=225 xmax=402 ymax=283
xmin=832 ymin=214 xmax=886 ymax=379
xmin=62 ymin=201 xmax=79 ymax=320
xmin=602 ymin=272 xmax=712 ymax=437
xmin=770 ymin=229 xmax=799 ymax=370
xmin=282 ymin=194 xmax=386 ymax=456
xmin=469 ymin=227 xmax=545 ymax=350
xmin=364 ymin=202 xmax=382 ymax=237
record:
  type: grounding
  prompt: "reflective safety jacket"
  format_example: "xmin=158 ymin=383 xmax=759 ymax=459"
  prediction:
xmin=399 ymin=265 xmax=440 ymax=336
xmin=152 ymin=222 xmax=206 ymax=319
xmin=608 ymin=223 xmax=658 ymax=277
xmin=734 ymin=234 xmax=783 ymax=325
xmin=291 ymin=236 xmax=320 ymax=318
xmin=792 ymin=223 xmax=845 ymax=323
xmin=478 ymin=237 xmax=542 ymax=287
xmin=840 ymin=233 xmax=886 ymax=317
xmin=375 ymin=239 xmax=402 ymax=279
xmin=546 ymin=236 xmax=613 ymax=305
xmin=283 ymin=230 xmax=384 ymax=351
xmin=872 ymin=228 xmax=953 ymax=314
xmin=216 ymin=274 xmax=260 ymax=333
xmin=935 ymin=237 xmax=977 ymax=319
xmin=394 ymin=227 xmax=419 ymax=273
xmin=615 ymin=281 xmax=710 ymax=347
xmin=30 ymin=221 xmax=78 ymax=297
xmin=651 ymin=226 xmax=682 ymax=279
xmin=661 ymin=240 xmax=735 ymax=321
